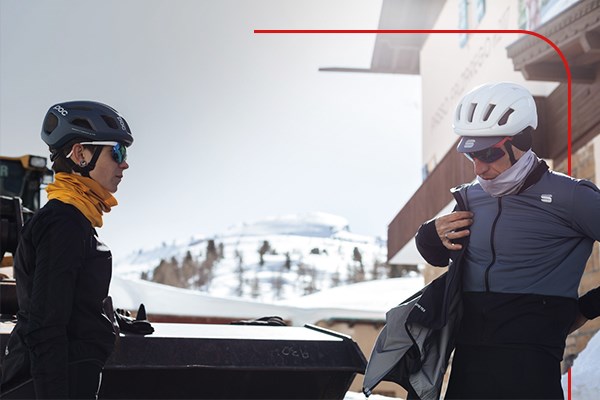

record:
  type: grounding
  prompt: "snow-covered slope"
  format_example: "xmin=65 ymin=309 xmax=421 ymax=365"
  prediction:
xmin=114 ymin=212 xmax=391 ymax=303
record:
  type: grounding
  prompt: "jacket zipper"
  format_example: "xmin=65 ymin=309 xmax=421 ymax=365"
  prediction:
xmin=484 ymin=197 xmax=502 ymax=292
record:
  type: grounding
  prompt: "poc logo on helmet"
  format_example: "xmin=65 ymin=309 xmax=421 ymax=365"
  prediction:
xmin=116 ymin=116 xmax=127 ymax=131
xmin=53 ymin=105 xmax=68 ymax=116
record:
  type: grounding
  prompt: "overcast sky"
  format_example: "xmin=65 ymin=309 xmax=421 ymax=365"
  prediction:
xmin=0 ymin=0 xmax=422 ymax=259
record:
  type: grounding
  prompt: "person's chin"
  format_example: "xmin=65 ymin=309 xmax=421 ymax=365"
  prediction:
xmin=111 ymin=177 xmax=122 ymax=192
xmin=106 ymin=183 xmax=119 ymax=193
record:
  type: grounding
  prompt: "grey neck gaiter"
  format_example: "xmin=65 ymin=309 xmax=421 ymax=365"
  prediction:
xmin=477 ymin=149 xmax=537 ymax=197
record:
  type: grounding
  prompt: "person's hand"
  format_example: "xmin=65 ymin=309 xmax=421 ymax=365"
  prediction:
xmin=569 ymin=311 xmax=588 ymax=334
xmin=435 ymin=211 xmax=474 ymax=250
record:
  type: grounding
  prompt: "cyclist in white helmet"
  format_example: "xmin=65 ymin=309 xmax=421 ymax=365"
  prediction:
xmin=415 ymin=82 xmax=600 ymax=399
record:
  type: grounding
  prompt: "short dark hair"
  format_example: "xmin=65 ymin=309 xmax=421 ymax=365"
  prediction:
xmin=49 ymin=140 xmax=94 ymax=173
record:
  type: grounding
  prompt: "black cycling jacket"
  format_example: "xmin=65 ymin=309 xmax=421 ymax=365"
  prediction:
xmin=1 ymin=199 xmax=115 ymax=398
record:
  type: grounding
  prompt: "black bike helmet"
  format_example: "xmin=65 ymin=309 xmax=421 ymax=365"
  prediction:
xmin=41 ymin=101 xmax=134 ymax=149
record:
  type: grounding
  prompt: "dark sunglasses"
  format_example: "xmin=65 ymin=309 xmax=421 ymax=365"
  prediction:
xmin=464 ymin=137 xmax=511 ymax=164
xmin=74 ymin=141 xmax=128 ymax=164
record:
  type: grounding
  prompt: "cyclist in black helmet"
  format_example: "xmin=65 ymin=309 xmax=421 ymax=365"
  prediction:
xmin=1 ymin=101 xmax=133 ymax=399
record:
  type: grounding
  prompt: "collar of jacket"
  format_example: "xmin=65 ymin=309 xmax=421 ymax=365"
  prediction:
xmin=516 ymin=158 xmax=549 ymax=194
xmin=450 ymin=158 xmax=548 ymax=199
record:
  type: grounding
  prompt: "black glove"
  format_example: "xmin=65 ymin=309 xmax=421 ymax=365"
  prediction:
xmin=230 ymin=316 xmax=287 ymax=326
xmin=115 ymin=304 xmax=155 ymax=335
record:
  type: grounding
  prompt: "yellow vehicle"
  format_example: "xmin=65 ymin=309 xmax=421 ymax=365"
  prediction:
xmin=0 ymin=154 xmax=53 ymax=267
xmin=0 ymin=154 xmax=53 ymax=320
xmin=0 ymin=155 xmax=53 ymax=211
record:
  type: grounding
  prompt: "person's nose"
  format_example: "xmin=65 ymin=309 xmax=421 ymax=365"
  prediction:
xmin=120 ymin=160 xmax=129 ymax=170
xmin=473 ymin=158 xmax=488 ymax=176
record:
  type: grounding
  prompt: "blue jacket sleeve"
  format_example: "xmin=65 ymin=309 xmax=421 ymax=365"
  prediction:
xmin=571 ymin=180 xmax=600 ymax=240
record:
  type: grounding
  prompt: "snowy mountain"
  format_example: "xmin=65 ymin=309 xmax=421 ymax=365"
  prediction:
xmin=114 ymin=212 xmax=397 ymax=303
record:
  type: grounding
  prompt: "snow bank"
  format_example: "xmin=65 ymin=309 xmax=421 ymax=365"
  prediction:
xmin=562 ymin=329 xmax=600 ymax=399
xmin=278 ymin=275 xmax=424 ymax=312
xmin=109 ymin=275 xmax=425 ymax=327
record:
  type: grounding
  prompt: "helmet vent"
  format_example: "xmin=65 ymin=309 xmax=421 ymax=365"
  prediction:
xmin=71 ymin=118 xmax=94 ymax=131
xmin=122 ymin=119 xmax=131 ymax=132
xmin=483 ymin=104 xmax=496 ymax=122
xmin=101 ymin=115 xmax=119 ymax=129
xmin=43 ymin=114 xmax=58 ymax=134
xmin=456 ymin=104 xmax=462 ymax=121
xmin=498 ymin=108 xmax=514 ymax=126
xmin=467 ymin=103 xmax=477 ymax=123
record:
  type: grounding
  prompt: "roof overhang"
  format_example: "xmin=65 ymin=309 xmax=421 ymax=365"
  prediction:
xmin=319 ymin=0 xmax=445 ymax=74
xmin=507 ymin=0 xmax=600 ymax=83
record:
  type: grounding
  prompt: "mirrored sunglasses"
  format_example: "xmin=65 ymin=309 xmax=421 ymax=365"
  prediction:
xmin=69 ymin=141 xmax=127 ymax=164
xmin=464 ymin=137 xmax=510 ymax=164
xmin=108 ymin=142 xmax=127 ymax=164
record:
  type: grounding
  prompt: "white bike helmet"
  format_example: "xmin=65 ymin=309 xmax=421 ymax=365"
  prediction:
xmin=454 ymin=82 xmax=537 ymax=152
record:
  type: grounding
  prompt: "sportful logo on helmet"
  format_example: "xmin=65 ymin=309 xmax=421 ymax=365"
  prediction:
xmin=463 ymin=139 xmax=476 ymax=149
xmin=53 ymin=105 xmax=68 ymax=116
xmin=116 ymin=116 xmax=127 ymax=131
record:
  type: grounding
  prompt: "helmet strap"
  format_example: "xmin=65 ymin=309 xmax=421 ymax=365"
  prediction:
xmin=504 ymin=141 xmax=518 ymax=165
xmin=69 ymin=147 xmax=103 ymax=178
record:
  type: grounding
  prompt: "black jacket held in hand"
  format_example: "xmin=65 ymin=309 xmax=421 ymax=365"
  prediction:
xmin=363 ymin=187 xmax=470 ymax=400
xmin=1 ymin=200 xmax=116 ymax=398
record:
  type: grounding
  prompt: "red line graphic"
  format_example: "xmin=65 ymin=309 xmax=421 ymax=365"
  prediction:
xmin=569 ymin=367 xmax=572 ymax=400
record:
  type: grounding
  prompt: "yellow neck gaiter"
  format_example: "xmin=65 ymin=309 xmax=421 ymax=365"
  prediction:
xmin=46 ymin=173 xmax=118 ymax=227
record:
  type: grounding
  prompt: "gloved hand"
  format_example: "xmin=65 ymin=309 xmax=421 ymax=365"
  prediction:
xmin=230 ymin=316 xmax=287 ymax=326
xmin=115 ymin=304 xmax=155 ymax=335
